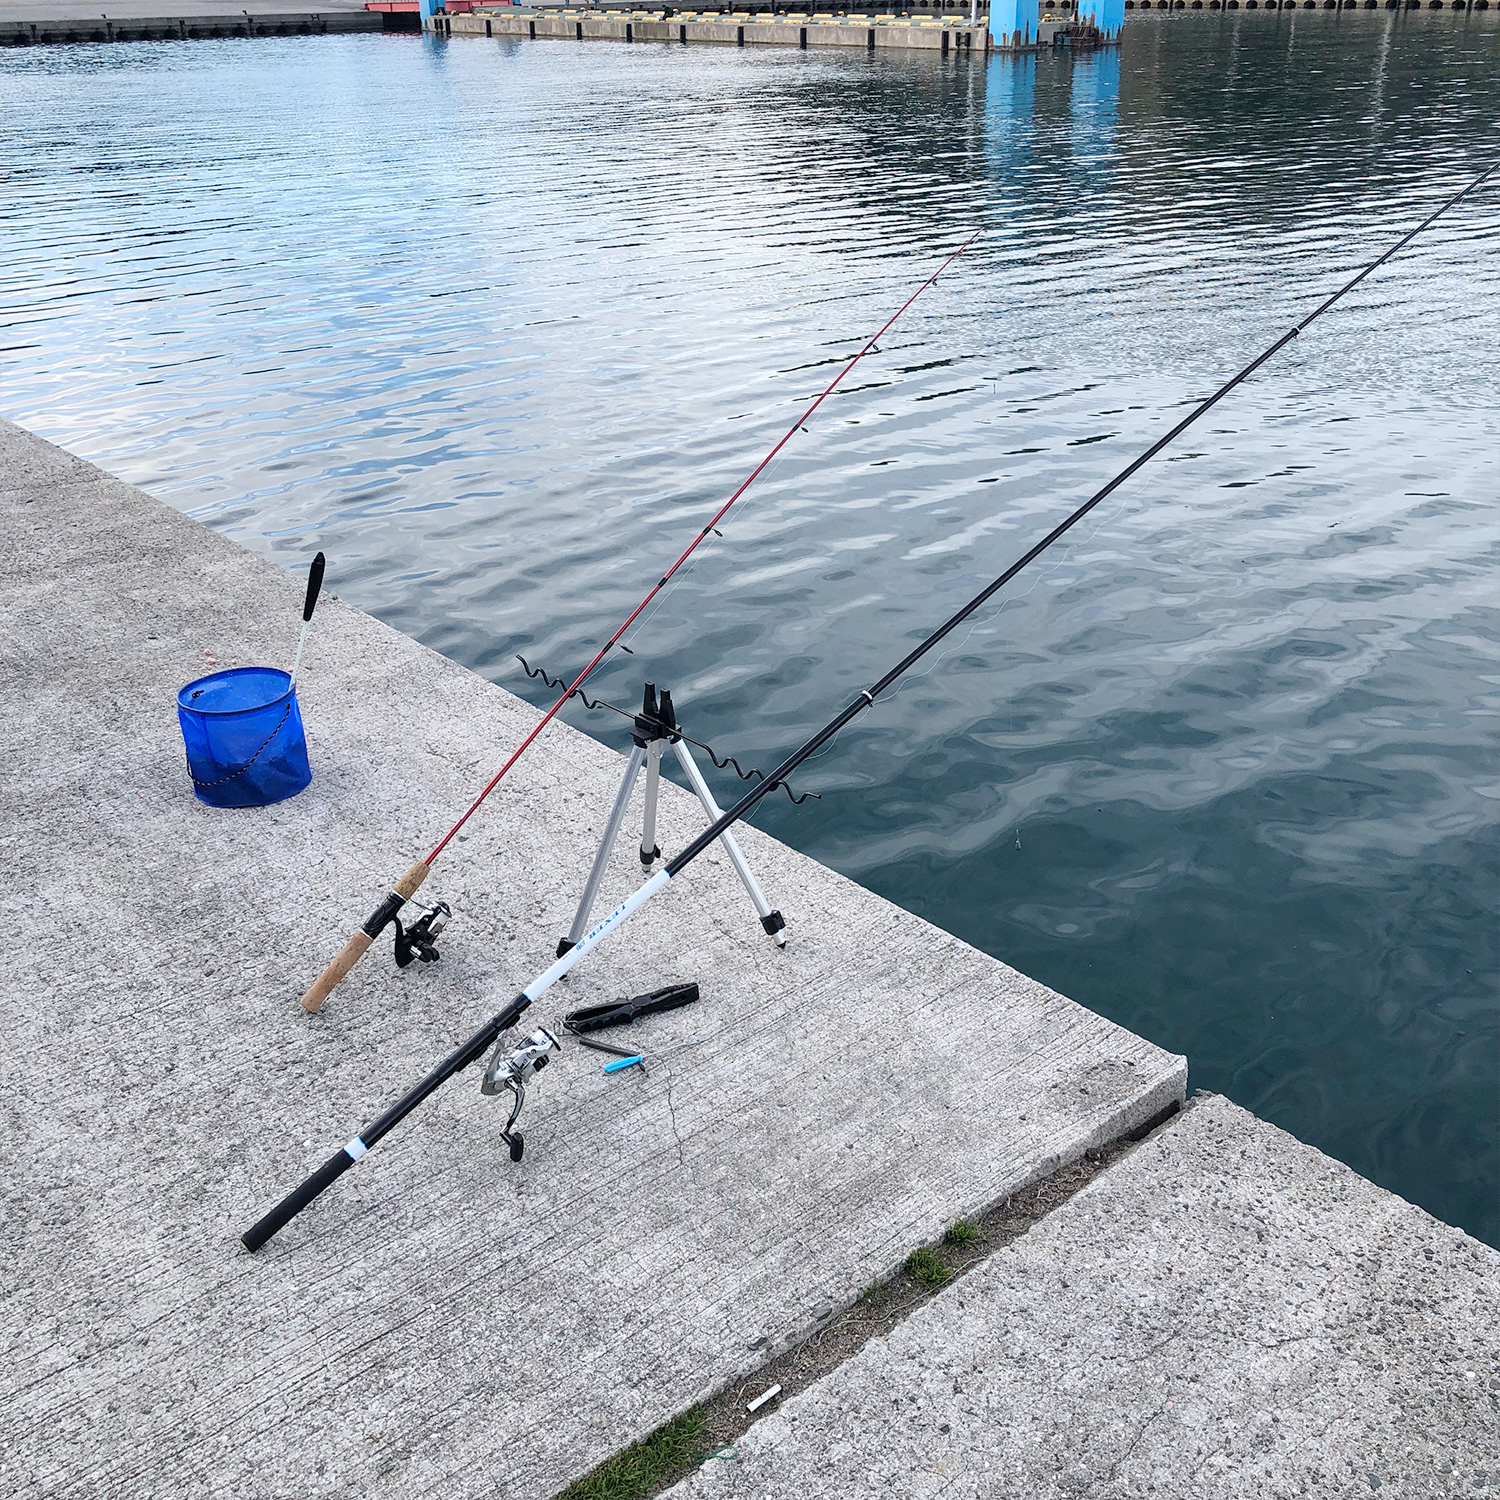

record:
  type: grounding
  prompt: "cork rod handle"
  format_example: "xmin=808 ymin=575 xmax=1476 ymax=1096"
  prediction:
xmin=391 ymin=860 xmax=431 ymax=901
xmin=298 ymin=931 xmax=373 ymax=1014
xmin=298 ymin=861 xmax=431 ymax=1014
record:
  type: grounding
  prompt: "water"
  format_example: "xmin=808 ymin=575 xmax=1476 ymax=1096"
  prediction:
xmin=2 ymin=14 xmax=1497 ymax=1245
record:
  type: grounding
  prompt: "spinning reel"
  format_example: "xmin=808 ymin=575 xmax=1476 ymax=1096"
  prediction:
xmin=393 ymin=897 xmax=451 ymax=969
xmin=480 ymin=1027 xmax=561 ymax=1162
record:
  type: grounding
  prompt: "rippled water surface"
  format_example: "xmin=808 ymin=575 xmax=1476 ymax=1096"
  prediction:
xmin=2 ymin=14 xmax=1497 ymax=1242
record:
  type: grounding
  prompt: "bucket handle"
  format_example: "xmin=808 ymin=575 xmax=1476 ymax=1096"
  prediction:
xmin=188 ymin=699 xmax=293 ymax=789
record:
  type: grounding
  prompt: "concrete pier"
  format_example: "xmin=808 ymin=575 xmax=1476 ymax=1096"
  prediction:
xmin=0 ymin=420 xmax=1182 ymax=1497
xmin=0 ymin=0 xmax=387 ymax=44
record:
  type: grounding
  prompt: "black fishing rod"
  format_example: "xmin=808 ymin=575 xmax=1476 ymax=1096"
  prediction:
xmin=242 ymin=164 xmax=1494 ymax=1253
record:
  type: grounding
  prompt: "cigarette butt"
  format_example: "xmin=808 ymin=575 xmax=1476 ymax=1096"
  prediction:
xmin=746 ymin=1384 xmax=781 ymax=1414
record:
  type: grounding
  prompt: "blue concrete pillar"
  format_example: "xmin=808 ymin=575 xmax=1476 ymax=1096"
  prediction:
xmin=419 ymin=0 xmax=442 ymax=21
xmin=988 ymin=0 xmax=1034 ymax=50
xmin=1076 ymin=0 xmax=1124 ymax=38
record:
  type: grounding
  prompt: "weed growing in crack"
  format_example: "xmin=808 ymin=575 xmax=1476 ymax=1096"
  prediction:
xmin=558 ymin=1407 xmax=707 ymax=1500
xmin=904 ymin=1245 xmax=952 ymax=1289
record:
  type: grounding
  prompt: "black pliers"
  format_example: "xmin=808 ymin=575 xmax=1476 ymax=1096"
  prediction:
xmin=563 ymin=983 xmax=700 ymax=1034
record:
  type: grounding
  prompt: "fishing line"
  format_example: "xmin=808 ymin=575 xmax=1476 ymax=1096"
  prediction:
xmin=591 ymin=400 xmax=814 ymax=657
xmin=243 ymin=167 xmax=1494 ymax=1250
xmin=295 ymin=233 xmax=981 ymax=1014
xmin=610 ymin=389 xmax=856 ymax=659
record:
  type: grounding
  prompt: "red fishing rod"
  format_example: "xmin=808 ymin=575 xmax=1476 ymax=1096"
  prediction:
xmin=298 ymin=232 xmax=980 ymax=1013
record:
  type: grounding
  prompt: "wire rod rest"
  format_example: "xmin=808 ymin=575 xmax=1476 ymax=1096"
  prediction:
xmin=516 ymin=655 xmax=820 ymax=805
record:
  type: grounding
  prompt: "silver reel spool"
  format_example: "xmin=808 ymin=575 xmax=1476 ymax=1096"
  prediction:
xmin=480 ymin=1026 xmax=560 ymax=1162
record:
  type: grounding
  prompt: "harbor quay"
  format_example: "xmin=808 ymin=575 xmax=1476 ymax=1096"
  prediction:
xmin=0 ymin=0 xmax=1103 ymax=46
xmin=0 ymin=0 xmax=392 ymax=44
xmin=672 ymin=1095 xmax=1500 ymax=1499
xmin=423 ymin=0 xmax=1121 ymax=50
xmin=433 ymin=6 xmax=995 ymax=49
xmin=1 ymin=0 xmax=1490 ymax=45
xmin=2 ymin=418 xmax=1496 ymax=1495
xmin=0 ymin=415 xmax=1181 ymax=1496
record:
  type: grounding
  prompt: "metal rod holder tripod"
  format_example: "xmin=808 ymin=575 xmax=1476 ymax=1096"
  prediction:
xmin=557 ymin=684 xmax=787 ymax=957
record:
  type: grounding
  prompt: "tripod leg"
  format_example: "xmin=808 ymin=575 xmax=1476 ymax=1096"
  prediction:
xmin=669 ymin=739 xmax=787 ymax=947
xmin=559 ymin=743 xmax=647 ymax=956
xmin=639 ymin=740 xmax=663 ymax=866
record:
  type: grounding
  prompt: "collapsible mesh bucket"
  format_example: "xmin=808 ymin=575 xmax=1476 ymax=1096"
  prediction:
xmin=176 ymin=666 xmax=312 ymax=809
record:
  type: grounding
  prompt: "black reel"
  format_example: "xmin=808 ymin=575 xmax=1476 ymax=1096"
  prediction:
xmin=394 ymin=899 xmax=451 ymax=969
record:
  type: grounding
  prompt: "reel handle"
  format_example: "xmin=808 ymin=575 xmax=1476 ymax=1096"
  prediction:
xmin=241 ymin=1144 xmax=358 ymax=1252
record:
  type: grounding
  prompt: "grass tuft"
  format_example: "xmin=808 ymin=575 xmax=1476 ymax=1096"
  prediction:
xmin=943 ymin=1219 xmax=979 ymax=1249
xmin=557 ymin=1407 xmax=708 ymax=1500
xmin=904 ymin=1245 xmax=952 ymax=1289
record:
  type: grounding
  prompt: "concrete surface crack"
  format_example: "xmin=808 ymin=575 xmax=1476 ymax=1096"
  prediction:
xmin=664 ymin=1078 xmax=686 ymax=1167
xmin=1105 ymin=1401 xmax=1169 ymax=1483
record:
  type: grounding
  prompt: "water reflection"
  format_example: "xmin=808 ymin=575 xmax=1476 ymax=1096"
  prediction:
xmin=1070 ymin=49 xmax=1119 ymax=175
xmin=984 ymin=53 xmax=1036 ymax=179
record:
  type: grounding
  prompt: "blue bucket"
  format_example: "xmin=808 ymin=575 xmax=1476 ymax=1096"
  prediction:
xmin=176 ymin=666 xmax=312 ymax=809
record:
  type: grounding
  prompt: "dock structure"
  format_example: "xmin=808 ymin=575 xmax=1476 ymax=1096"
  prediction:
xmin=2 ymin=0 xmax=1486 ymax=44
xmin=0 ymin=0 xmax=1132 ymax=47
xmin=432 ymin=5 xmax=994 ymax=50
xmin=1 ymin=419 xmax=1180 ymax=1496
xmin=0 ymin=0 xmax=390 ymax=44
xmin=427 ymin=0 xmax=1127 ymax=55
xmin=1 ymin=417 xmax=1494 ymax=1497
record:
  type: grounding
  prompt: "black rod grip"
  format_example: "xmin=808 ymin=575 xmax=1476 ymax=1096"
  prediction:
xmin=303 ymin=551 xmax=326 ymax=623
xmin=242 ymin=1145 xmax=357 ymax=1253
